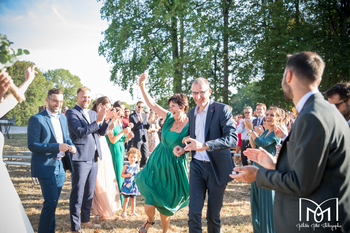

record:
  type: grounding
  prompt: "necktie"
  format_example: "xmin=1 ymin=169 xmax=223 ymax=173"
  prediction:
xmin=139 ymin=114 xmax=143 ymax=123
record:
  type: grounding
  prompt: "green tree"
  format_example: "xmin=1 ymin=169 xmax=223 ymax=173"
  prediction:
xmin=0 ymin=34 xmax=29 ymax=69
xmin=5 ymin=61 xmax=52 ymax=125
xmin=43 ymin=69 xmax=83 ymax=108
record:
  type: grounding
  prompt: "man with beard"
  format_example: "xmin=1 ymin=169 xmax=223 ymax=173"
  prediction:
xmin=28 ymin=88 xmax=76 ymax=233
xmin=325 ymin=82 xmax=350 ymax=127
xmin=231 ymin=51 xmax=350 ymax=233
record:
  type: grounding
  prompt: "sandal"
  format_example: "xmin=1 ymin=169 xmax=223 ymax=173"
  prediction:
xmin=139 ymin=219 xmax=155 ymax=233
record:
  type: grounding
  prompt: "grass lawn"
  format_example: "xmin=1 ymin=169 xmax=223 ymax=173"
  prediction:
xmin=3 ymin=134 xmax=253 ymax=233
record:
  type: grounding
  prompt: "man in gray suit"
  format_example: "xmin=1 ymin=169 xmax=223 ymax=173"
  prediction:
xmin=174 ymin=78 xmax=237 ymax=233
xmin=231 ymin=51 xmax=350 ymax=232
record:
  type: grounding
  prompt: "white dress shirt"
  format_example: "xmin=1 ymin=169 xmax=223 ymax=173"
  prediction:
xmin=193 ymin=102 xmax=210 ymax=162
xmin=46 ymin=108 xmax=64 ymax=158
xmin=236 ymin=118 xmax=254 ymax=140
xmin=295 ymin=89 xmax=319 ymax=113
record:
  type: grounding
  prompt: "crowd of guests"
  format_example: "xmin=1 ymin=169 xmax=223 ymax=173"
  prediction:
xmin=1 ymin=51 xmax=350 ymax=233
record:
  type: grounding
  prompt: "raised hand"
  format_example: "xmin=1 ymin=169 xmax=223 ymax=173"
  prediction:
xmin=274 ymin=124 xmax=288 ymax=139
xmin=139 ymin=73 xmax=147 ymax=86
xmin=255 ymin=125 xmax=264 ymax=135
xmin=105 ymin=108 xmax=117 ymax=121
xmin=243 ymin=147 xmax=276 ymax=170
xmin=0 ymin=68 xmax=13 ymax=101
xmin=245 ymin=119 xmax=253 ymax=131
xmin=24 ymin=65 xmax=37 ymax=81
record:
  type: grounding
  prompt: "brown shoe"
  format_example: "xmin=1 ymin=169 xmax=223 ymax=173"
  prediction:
xmin=81 ymin=221 xmax=101 ymax=229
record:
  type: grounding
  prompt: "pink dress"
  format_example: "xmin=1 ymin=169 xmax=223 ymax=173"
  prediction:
xmin=148 ymin=123 xmax=160 ymax=152
xmin=92 ymin=136 xmax=121 ymax=218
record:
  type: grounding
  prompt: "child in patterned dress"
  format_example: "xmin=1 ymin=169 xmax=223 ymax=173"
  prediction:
xmin=121 ymin=147 xmax=141 ymax=217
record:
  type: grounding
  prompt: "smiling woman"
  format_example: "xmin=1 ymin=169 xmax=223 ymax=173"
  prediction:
xmin=134 ymin=73 xmax=190 ymax=233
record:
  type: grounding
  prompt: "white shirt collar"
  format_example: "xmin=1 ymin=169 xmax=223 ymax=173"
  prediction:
xmin=46 ymin=108 xmax=59 ymax=118
xmin=194 ymin=100 xmax=210 ymax=116
xmin=295 ymin=90 xmax=319 ymax=113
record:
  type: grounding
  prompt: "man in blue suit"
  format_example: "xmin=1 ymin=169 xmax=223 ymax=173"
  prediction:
xmin=65 ymin=86 xmax=109 ymax=232
xmin=28 ymin=88 xmax=76 ymax=233
xmin=174 ymin=78 xmax=237 ymax=233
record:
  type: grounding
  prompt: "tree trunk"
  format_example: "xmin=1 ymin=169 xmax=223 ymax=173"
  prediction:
xmin=172 ymin=16 xmax=182 ymax=94
xmin=223 ymin=0 xmax=231 ymax=104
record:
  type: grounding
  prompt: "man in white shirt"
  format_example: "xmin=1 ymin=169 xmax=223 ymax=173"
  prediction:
xmin=173 ymin=78 xmax=237 ymax=233
xmin=236 ymin=106 xmax=254 ymax=166
xmin=28 ymin=88 xmax=76 ymax=233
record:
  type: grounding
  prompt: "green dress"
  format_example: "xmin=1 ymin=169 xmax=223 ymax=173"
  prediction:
xmin=135 ymin=112 xmax=189 ymax=216
xmin=106 ymin=123 xmax=125 ymax=205
xmin=251 ymin=130 xmax=280 ymax=233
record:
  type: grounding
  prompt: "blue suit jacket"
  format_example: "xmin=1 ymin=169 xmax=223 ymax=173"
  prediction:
xmin=65 ymin=105 xmax=108 ymax=161
xmin=28 ymin=110 xmax=74 ymax=178
xmin=188 ymin=100 xmax=237 ymax=185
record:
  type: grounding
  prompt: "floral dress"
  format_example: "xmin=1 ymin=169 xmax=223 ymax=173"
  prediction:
xmin=120 ymin=163 xmax=140 ymax=196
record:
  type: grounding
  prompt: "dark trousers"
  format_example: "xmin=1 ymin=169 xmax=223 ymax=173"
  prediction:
xmin=241 ymin=140 xmax=251 ymax=166
xmin=70 ymin=157 xmax=98 ymax=231
xmin=37 ymin=160 xmax=65 ymax=233
xmin=188 ymin=159 xmax=227 ymax=233
xmin=132 ymin=137 xmax=149 ymax=168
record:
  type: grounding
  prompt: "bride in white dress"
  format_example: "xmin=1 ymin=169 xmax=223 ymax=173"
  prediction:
xmin=0 ymin=65 xmax=37 ymax=233
xmin=91 ymin=96 xmax=122 ymax=220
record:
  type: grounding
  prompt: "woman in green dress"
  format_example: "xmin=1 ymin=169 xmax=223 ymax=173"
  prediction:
xmin=245 ymin=107 xmax=282 ymax=233
xmin=106 ymin=107 xmax=133 ymax=206
xmin=135 ymin=73 xmax=189 ymax=233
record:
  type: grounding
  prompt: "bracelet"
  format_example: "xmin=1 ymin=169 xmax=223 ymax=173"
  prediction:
xmin=139 ymin=83 xmax=144 ymax=88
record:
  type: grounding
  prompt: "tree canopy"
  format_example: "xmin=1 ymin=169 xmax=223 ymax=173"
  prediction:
xmin=99 ymin=0 xmax=349 ymax=111
xmin=43 ymin=69 xmax=83 ymax=108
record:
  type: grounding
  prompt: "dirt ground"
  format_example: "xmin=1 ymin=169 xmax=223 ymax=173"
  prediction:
xmin=4 ymin=134 xmax=253 ymax=233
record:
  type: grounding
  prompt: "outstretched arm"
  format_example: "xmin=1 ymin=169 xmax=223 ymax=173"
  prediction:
xmin=139 ymin=73 xmax=168 ymax=119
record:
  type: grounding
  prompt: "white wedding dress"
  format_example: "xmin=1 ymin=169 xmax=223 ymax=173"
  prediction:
xmin=0 ymin=97 xmax=34 ymax=232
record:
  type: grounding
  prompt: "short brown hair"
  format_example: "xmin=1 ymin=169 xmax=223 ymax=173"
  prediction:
xmin=286 ymin=51 xmax=325 ymax=85
xmin=136 ymin=101 xmax=144 ymax=106
xmin=48 ymin=88 xmax=63 ymax=96
xmin=77 ymin=86 xmax=91 ymax=94
xmin=127 ymin=147 xmax=141 ymax=160
xmin=168 ymin=93 xmax=189 ymax=113
xmin=256 ymin=103 xmax=266 ymax=111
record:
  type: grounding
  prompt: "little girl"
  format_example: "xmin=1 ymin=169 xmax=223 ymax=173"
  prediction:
xmin=121 ymin=147 xmax=141 ymax=217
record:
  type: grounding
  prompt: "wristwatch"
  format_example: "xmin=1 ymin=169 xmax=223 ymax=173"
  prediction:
xmin=205 ymin=142 xmax=211 ymax=151
xmin=248 ymin=129 xmax=253 ymax=133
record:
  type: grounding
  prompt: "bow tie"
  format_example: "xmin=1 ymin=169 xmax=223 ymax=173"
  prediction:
xmin=51 ymin=114 xmax=60 ymax=119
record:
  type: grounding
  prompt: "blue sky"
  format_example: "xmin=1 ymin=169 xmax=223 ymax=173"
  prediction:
xmin=0 ymin=0 xmax=138 ymax=104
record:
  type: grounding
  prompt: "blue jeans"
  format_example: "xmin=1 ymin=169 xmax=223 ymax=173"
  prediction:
xmin=37 ymin=159 xmax=65 ymax=233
